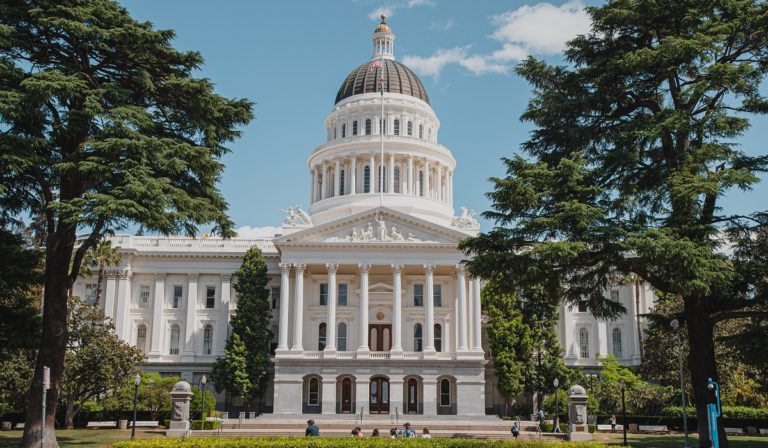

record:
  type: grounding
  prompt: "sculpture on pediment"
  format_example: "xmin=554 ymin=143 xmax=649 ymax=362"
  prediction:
xmin=322 ymin=219 xmax=439 ymax=243
xmin=452 ymin=206 xmax=480 ymax=229
xmin=390 ymin=224 xmax=404 ymax=241
xmin=377 ymin=218 xmax=390 ymax=241
xmin=361 ymin=222 xmax=374 ymax=240
xmin=281 ymin=205 xmax=312 ymax=226
xmin=294 ymin=205 xmax=312 ymax=225
xmin=281 ymin=207 xmax=296 ymax=225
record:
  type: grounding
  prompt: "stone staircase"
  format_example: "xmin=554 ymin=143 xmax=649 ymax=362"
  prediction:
xmin=193 ymin=414 xmax=566 ymax=440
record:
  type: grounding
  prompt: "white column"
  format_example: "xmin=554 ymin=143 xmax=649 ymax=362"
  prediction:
xmin=631 ymin=279 xmax=643 ymax=360
xmin=319 ymin=162 xmax=326 ymax=200
xmin=325 ymin=263 xmax=338 ymax=352
xmin=391 ymin=264 xmax=404 ymax=353
xmin=311 ymin=166 xmax=317 ymax=203
xmin=423 ymin=264 xmax=436 ymax=353
xmin=291 ymin=263 xmax=306 ymax=351
xmin=217 ymin=273 xmax=232 ymax=356
xmin=115 ymin=271 xmax=132 ymax=342
xmin=563 ymin=304 xmax=577 ymax=360
xmin=333 ymin=158 xmax=341 ymax=197
xmin=388 ymin=152 xmax=395 ymax=193
xmin=423 ymin=159 xmax=430 ymax=198
xmin=350 ymin=157 xmax=357 ymax=195
xmin=103 ymin=271 xmax=119 ymax=319
xmin=407 ymin=155 xmax=414 ymax=195
xmin=597 ymin=320 xmax=608 ymax=357
xmin=182 ymin=273 xmax=198 ymax=360
xmin=455 ymin=266 xmax=468 ymax=352
xmin=277 ymin=263 xmax=291 ymax=351
xmin=358 ymin=264 xmax=371 ymax=353
xmin=471 ymin=277 xmax=482 ymax=352
xmin=369 ymin=154 xmax=376 ymax=193
xmin=436 ymin=162 xmax=442 ymax=202
xmin=448 ymin=171 xmax=453 ymax=204
xmin=148 ymin=273 xmax=165 ymax=357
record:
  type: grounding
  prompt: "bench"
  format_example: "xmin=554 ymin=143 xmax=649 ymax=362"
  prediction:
xmin=758 ymin=428 xmax=768 ymax=436
xmin=86 ymin=421 xmax=116 ymax=428
xmin=638 ymin=425 xmax=669 ymax=433
xmin=129 ymin=421 xmax=160 ymax=428
xmin=596 ymin=424 xmax=623 ymax=431
xmin=725 ymin=427 xmax=744 ymax=435
xmin=13 ymin=423 xmax=24 ymax=430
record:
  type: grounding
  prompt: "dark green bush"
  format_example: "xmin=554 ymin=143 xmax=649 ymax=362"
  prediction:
xmin=190 ymin=419 xmax=221 ymax=430
xmin=662 ymin=405 xmax=768 ymax=420
xmin=114 ymin=436 xmax=610 ymax=448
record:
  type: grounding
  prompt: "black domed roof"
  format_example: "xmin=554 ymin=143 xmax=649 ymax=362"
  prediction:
xmin=335 ymin=59 xmax=430 ymax=105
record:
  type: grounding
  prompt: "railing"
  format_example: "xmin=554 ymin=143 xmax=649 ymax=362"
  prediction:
xmin=402 ymin=352 xmax=424 ymax=360
xmin=108 ymin=236 xmax=276 ymax=253
xmin=275 ymin=351 xmax=459 ymax=360
xmin=336 ymin=351 xmax=355 ymax=359
xmin=369 ymin=352 xmax=391 ymax=360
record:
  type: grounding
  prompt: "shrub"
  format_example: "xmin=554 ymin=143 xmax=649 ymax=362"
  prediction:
xmin=661 ymin=405 xmax=768 ymax=419
xmin=114 ymin=437 xmax=610 ymax=448
xmin=190 ymin=420 xmax=222 ymax=430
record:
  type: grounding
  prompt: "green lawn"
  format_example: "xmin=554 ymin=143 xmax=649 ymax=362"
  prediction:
xmin=595 ymin=433 xmax=768 ymax=448
xmin=0 ymin=429 xmax=164 ymax=448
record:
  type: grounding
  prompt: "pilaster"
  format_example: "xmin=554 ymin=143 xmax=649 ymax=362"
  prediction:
xmin=148 ymin=273 xmax=166 ymax=358
xmin=182 ymin=273 xmax=198 ymax=361
xmin=290 ymin=264 xmax=306 ymax=351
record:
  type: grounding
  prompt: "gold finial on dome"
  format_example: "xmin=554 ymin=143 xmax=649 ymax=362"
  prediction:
xmin=375 ymin=14 xmax=392 ymax=33
xmin=381 ymin=14 xmax=387 ymax=21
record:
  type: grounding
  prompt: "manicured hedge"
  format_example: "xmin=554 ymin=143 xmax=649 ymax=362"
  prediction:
xmin=114 ymin=437 xmax=610 ymax=448
xmin=662 ymin=406 xmax=768 ymax=419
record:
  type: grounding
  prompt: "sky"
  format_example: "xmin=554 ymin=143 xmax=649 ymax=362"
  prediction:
xmin=117 ymin=0 xmax=767 ymax=238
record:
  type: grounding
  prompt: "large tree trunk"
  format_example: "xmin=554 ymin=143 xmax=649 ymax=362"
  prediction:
xmin=20 ymin=226 xmax=76 ymax=448
xmin=64 ymin=397 xmax=76 ymax=430
xmin=685 ymin=298 xmax=729 ymax=448
xmin=94 ymin=261 xmax=105 ymax=309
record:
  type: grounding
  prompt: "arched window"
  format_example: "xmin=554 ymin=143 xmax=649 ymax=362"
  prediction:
xmin=414 ymin=323 xmax=423 ymax=352
xmin=612 ymin=328 xmax=623 ymax=358
xmin=169 ymin=324 xmax=180 ymax=355
xmin=365 ymin=118 xmax=372 ymax=135
xmin=308 ymin=377 xmax=320 ymax=405
xmin=379 ymin=118 xmax=386 ymax=134
xmin=203 ymin=324 xmax=213 ymax=355
xmin=338 ymin=322 xmax=347 ymax=351
xmin=419 ymin=124 xmax=424 ymax=139
xmin=136 ymin=324 xmax=147 ymax=353
xmin=340 ymin=169 xmax=346 ymax=195
xmin=407 ymin=121 xmax=413 ymax=136
xmin=352 ymin=120 xmax=358 ymax=135
xmin=318 ymin=323 xmax=327 ymax=351
xmin=579 ymin=327 xmax=589 ymax=359
xmin=394 ymin=166 xmax=401 ymax=193
xmin=418 ymin=170 xmax=425 ymax=196
xmin=434 ymin=324 xmax=442 ymax=352
xmin=342 ymin=123 xmax=346 ymax=138
xmin=363 ymin=165 xmax=371 ymax=193
xmin=440 ymin=378 xmax=451 ymax=406
xmin=378 ymin=166 xmax=386 ymax=192
xmin=394 ymin=119 xmax=400 ymax=135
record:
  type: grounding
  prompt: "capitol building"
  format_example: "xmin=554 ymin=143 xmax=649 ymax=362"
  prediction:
xmin=73 ymin=17 xmax=655 ymax=416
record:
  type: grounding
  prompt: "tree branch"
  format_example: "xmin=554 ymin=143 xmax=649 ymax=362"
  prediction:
xmin=710 ymin=310 xmax=768 ymax=324
xmin=68 ymin=218 xmax=106 ymax=287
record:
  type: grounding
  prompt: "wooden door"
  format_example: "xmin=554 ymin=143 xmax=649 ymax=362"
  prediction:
xmin=369 ymin=324 xmax=392 ymax=351
xmin=341 ymin=378 xmax=352 ymax=413
xmin=369 ymin=377 xmax=390 ymax=414
xmin=407 ymin=378 xmax=418 ymax=413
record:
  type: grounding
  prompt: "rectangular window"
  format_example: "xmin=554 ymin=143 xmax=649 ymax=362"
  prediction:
xmin=434 ymin=284 xmax=442 ymax=307
xmin=320 ymin=283 xmax=328 ymax=306
xmin=271 ymin=287 xmax=280 ymax=309
xmin=352 ymin=121 xmax=358 ymax=135
xmin=612 ymin=328 xmax=623 ymax=358
xmin=610 ymin=289 xmax=620 ymax=302
xmin=440 ymin=379 xmax=451 ymax=406
xmin=338 ymin=284 xmax=348 ymax=306
xmin=84 ymin=283 xmax=97 ymax=305
xmin=172 ymin=286 xmax=183 ymax=309
xmin=577 ymin=300 xmax=588 ymax=313
xmin=205 ymin=286 xmax=216 ymax=309
xmin=203 ymin=325 xmax=213 ymax=355
xmin=414 ymin=284 xmax=423 ymax=307
xmin=139 ymin=285 xmax=150 ymax=308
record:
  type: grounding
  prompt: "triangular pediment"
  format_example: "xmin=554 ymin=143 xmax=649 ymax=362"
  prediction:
xmin=273 ymin=207 xmax=468 ymax=246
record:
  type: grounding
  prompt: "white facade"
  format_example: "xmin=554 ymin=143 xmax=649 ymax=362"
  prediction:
xmin=72 ymin=17 xmax=655 ymax=416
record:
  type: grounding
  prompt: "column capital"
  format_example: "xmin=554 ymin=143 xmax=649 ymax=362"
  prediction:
xmin=423 ymin=264 xmax=436 ymax=274
xmin=279 ymin=262 xmax=292 ymax=273
xmin=221 ymin=273 xmax=233 ymax=281
xmin=292 ymin=263 xmax=307 ymax=273
xmin=119 ymin=270 xmax=133 ymax=280
xmin=358 ymin=263 xmax=371 ymax=273
xmin=454 ymin=264 xmax=467 ymax=275
xmin=325 ymin=263 xmax=339 ymax=273
xmin=187 ymin=273 xmax=199 ymax=281
xmin=106 ymin=270 xmax=120 ymax=279
xmin=391 ymin=264 xmax=404 ymax=273
xmin=155 ymin=273 xmax=166 ymax=281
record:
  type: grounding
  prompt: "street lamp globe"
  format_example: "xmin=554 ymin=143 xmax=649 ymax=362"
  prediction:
xmin=619 ymin=380 xmax=626 ymax=391
xmin=553 ymin=378 xmax=559 ymax=388
xmin=134 ymin=373 xmax=141 ymax=386
xmin=670 ymin=319 xmax=680 ymax=330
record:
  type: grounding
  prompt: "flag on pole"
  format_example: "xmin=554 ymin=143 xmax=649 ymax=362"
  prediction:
xmin=370 ymin=59 xmax=381 ymax=71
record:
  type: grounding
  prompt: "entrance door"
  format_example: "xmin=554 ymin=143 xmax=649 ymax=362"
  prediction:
xmin=341 ymin=378 xmax=352 ymax=413
xmin=369 ymin=377 xmax=390 ymax=414
xmin=369 ymin=324 xmax=392 ymax=351
xmin=407 ymin=378 xmax=418 ymax=413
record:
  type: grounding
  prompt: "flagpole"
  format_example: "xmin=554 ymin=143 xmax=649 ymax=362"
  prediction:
xmin=379 ymin=56 xmax=384 ymax=208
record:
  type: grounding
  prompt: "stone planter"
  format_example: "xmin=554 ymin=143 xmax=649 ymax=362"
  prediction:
xmin=117 ymin=419 xmax=128 ymax=430
xmin=1 ymin=421 xmax=12 ymax=431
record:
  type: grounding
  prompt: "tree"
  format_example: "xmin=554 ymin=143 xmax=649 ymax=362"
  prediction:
xmin=102 ymin=372 xmax=180 ymax=420
xmin=0 ymin=1 xmax=253 ymax=446
xmin=80 ymin=239 xmax=121 ymax=307
xmin=212 ymin=248 xmax=272 ymax=408
xmin=460 ymin=2 xmax=768 ymax=446
xmin=60 ymin=297 xmax=145 ymax=429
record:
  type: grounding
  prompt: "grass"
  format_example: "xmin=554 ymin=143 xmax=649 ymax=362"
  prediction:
xmin=594 ymin=432 xmax=768 ymax=448
xmin=0 ymin=429 xmax=164 ymax=448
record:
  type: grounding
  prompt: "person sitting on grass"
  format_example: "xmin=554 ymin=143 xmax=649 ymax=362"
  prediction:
xmin=421 ymin=428 xmax=431 ymax=438
xmin=305 ymin=419 xmax=319 ymax=437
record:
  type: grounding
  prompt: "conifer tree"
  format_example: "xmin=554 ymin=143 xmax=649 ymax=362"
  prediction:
xmin=0 ymin=2 xmax=253 ymax=446
xmin=461 ymin=2 xmax=768 ymax=446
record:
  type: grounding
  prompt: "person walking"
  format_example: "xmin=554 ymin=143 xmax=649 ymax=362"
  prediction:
xmin=511 ymin=423 xmax=520 ymax=439
xmin=305 ymin=419 xmax=320 ymax=436
xmin=553 ymin=417 xmax=561 ymax=433
xmin=610 ymin=415 xmax=617 ymax=433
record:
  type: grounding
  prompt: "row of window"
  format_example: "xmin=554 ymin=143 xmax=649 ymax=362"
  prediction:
xmin=269 ymin=284 xmax=444 ymax=309
xmin=578 ymin=327 xmax=623 ymax=359
xmin=316 ymin=164 xmax=437 ymax=199
xmin=134 ymin=323 xmax=215 ymax=356
xmin=315 ymin=322 xmax=443 ymax=352
xmin=331 ymin=118 xmax=430 ymax=140
xmin=306 ymin=377 xmax=453 ymax=407
xmin=85 ymin=284 xmax=219 ymax=310
xmin=576 ymin=290 xmax=621 ymax=312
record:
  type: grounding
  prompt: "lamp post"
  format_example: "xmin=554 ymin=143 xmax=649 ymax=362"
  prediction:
xmin=200 ymin=375 xmax=207 ymax=427
xmin=619 ymin=380 xmax=627 ymax=447
xmin=131 ymin=373 xmax=141 ymax=440
xmin=553 ymin=378 xmax=560 ymax=432
xmin=671 ymin=319 xmax=689 ymax=448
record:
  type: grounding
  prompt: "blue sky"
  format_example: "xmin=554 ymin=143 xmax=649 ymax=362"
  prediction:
xmin=118 ymin=0 xmax=767 ymax=237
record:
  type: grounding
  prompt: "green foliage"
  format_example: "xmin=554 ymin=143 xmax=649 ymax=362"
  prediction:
xmin=79 ymin=239 xmax=122 ymax=307
xmin=212 ymin=248 xmax=272 ymax=403
xmin=662 ymin=406 xmax=768 ymax=420
xmin=190 ymin=387 xmax=216 ymax=420
xmin=102 ymin=372 xmax=180 ymax=420
xmin=113 ymin=437 xmax=610 ymax=448
xmin=60 ymin=297 xmax=146 ymax=428
xmin=189 ymin=420 xmax=222 ymax=430
xmin=588 ymin=356 xmax=675 ymax=416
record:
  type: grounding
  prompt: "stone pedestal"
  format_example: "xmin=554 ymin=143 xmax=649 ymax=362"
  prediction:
xmin=166 ymin=380 xmax=193 ymax=438
xmin=567 ymin=384 xmax=592 ymax=442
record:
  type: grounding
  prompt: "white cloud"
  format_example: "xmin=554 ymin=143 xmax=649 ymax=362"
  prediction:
xmin=403 ymin=0 xmax=591 ymax=78
xmin=407 ymin=0 xmax=436 ymax=7
xmin=367 ymin=0 xmax=435 ymax=21
xmin=235 ymin=225 xmax=281 ymax=238
xmin=428 ymin=18 xmax=454 ymax=31
xmin=368 ymin=6 xmax=396 ymax=21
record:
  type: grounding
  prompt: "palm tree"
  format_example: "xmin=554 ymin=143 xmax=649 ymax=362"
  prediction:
xmin=81 ymin=240 xmax=121 ymax=308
